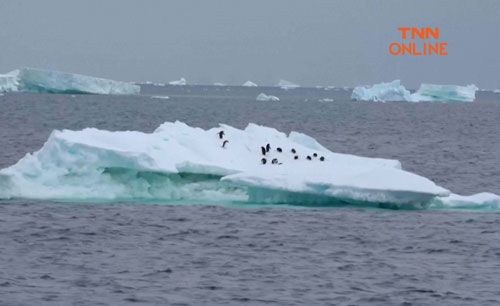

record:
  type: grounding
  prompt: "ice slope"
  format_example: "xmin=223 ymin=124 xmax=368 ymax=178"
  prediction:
xmin=256 ymin=93 xmax=280 ymax=102
xmin=352 ymin=80 xmax=478 ymax=102
xmin=0 ymin=121 xmax=457 ymax=209
xmin=169 ymin=78 xmax=187 ymax=86
xmin=0 ymin=68 xmax=140 ymax=95
xmin=242 ymin=81 xmax=258 ymax=87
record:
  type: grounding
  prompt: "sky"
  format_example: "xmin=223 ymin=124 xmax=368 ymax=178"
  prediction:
xmin=0 ymin=0 xmax=499 ymax=88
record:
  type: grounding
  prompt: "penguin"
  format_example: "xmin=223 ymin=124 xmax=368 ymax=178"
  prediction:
xmin=271 ymin=158 xmax=278 ymax=164
xmin=261 ymin=146 xmax=266 ymax=155
xmin=294 ymin=155 xmax=299 ymax=160
xmin=320 ymin=156 xmax=325 ymax=161
xmin=291 ymin=148 xmax=296 ymax=154
xmin=313 ymin=153 xmax=318 ymax=158
xmin=266 ymin=143 xmax=271 ymax=152
xmin=277 ymin=147 xmax=282 ymax=153
xmin=261 ymin=158 xmax=267 ymax=164
xmin=306 ymin=156 xmax=312 ymax=160
xmin=218 ymin=131 xmax=225 ymax=139
xmin=222 ymin=140 xmax=229 ymax=148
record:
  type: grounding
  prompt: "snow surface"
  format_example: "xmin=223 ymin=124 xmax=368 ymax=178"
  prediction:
xmin=169 ymin=78 xmax=187 ymax=86
xmin=242 ymin=81 xmax=258 ymax=87
xmin=0 ymin=68 xmax=140 ymax=95
xmin=256 ymin=93 xmax=280 ymax=102
xmin=278 ymin=79 xmax=300 ymax=90
xmin=0 ymin=121 xmax=468 ymax=209
xmin=352 ymin=80 xmax=478 ymax=102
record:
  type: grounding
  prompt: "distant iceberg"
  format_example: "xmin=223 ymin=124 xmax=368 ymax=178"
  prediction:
xmin=319 ymin=98 xmax=334 ymax=102
xmin=213 ymin=82 xmax=226 ymax=86
xmin=151 ymin=95 xmax=170 ymax=100
xmin=256 ymin=93 xmax=280 ymax=102
xmin=352 ymin=80 xmax=478 ymax=102
xmin=169 ymin=78 xmax=187 ymax=86
xmin=351 ymin=80 xmax=411 ymax=102
xmin=242 ymin=81 xmax=258 ymax=87
xmin=278 ymin=79 xmax=300 ymax=90
xmin=0 ymin=68 xmax=140 ymax=95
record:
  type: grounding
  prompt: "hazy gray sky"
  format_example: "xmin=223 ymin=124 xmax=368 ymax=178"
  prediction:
xmin=0 ymin=0 xmax=499 ymax=88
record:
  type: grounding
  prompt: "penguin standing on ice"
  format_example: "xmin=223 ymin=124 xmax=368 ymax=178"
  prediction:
xmin=271 ymin=158 xmax=278 ymax=164
xmin=277 ymin=147 xmax=282 ymax=153
xmin=266 ymin=143 xmax=271 ymax=152
xmin=294 ymin=155 xmax=299 ymax=160
xmin=320 ymin=156 xmax=325 ymax=161
xmin=306 ymin=155 xmax=312 ymax=160
xmin=261 ymin=158 xmax=267 ymax=164
xmin=218 ymin=131 xmax=225 ymax=139
xmin=261 ymin=146 xmax=266 ymax=155
xmin=313 ymin=153 xmax=318 ymax=158
xmin=291 ymin=148 xmax=296 ymax=154
xmin=222 ymin=140 xmax=229 ymax=148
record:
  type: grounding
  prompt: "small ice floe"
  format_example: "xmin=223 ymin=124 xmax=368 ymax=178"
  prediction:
xmin=169 ymin=78 xmax=187 ymax=86
xmin=278 ymin=79 xmax=299 ymax=90
xmin=256 ymin=93 xmax=280 ymax=102
xmin=319 ymin=98 xmax=334 ymax=102
xmin=242 ymin=81 xmax=258 ymax=87
xmin=213 ymin=82 xmax=226 ymax=86
xmin=151 ymin=95 xmax=170 ymax=100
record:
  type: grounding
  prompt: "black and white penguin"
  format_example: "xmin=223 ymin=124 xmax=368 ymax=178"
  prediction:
xmin=294 ymin=155 xmax=299 ymax=160
xmin=271 ymin=158 xmax=278 ymax=164
xmin=222 ymin=140 xmax=229 ymax=148
xmin=291 ymin=148 xmax=296 ymax=154
xmin=261 ymin=158 xmax=267 ymax=164
xmin=266 ymin=143 xmax=271 ymax=152
xmin=320 ymin=156 xmax=325 ymax=161
xmin=218 ymin=131 xmax=225 ymax=139
xmin=277 ymin=147 xmax=282 ymax=153
xmin=313 ymin=153 xmax=318 ymax=158
xmin=261 ymin=146 xmax=266 ymax=155
xmin=306 ymin=156 xmax=312 ymax=160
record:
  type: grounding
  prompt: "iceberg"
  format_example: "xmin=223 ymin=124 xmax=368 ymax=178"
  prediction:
xmin=242 ymin=81 xmax=258 ymax=87
xmin=411 ymin=84 xmax=478 ymax=102
xmin=256 ymin=93 xmax=280 ymax=102
xmin=278 ymin=79 xmax=300 ymax=90
xmin=169 ymin=78 xmax=187 ymax=86
xmin=432 ymin=192 xmax=500 ymax=210
xmin=0 ymin=121 xmax=457 ymax=209
xmin=352 ymin=80 xmax=478 ymax=102
xmin=351 ymin=80 xmax=411 ymax=102
xmin=213 ymin=82 xmax=226 ymax=86
xmin=0 ymin=68 xmax=140 ymax=95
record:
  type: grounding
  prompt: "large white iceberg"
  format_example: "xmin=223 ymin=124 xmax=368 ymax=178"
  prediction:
xmin=169 ymin=78 xmax=187 ymax=86
xmin=352 ymin=80 xmax=478 ymax=102
xmin=256 ymin=93 xmax=280 ymax=102
xmin=0 ymin=121 xmax=467 ymax=209
xmin=278 ymin=79 xmax=300 ymax=90
xmin=0 ymin=68 xmax=140 ymax=95
xmin=351 ymin=80 xmax=411 ymax=102
xmin=242 ymin=81 xmax=258 ymax=87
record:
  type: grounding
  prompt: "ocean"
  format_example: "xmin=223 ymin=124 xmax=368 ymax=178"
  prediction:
xmin=0 ymin=85 xmax=499 ymax=305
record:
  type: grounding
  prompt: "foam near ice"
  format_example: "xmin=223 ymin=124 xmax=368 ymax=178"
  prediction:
xmin=169 ymin=78 xmax=187 ymax=86
xmin=242 ymin=81 xmax=258 ymax=87
xmin=256 ymin=93 xmax=280 ymax=102
xmin=0 ymin=121 xmax=460 ymax=208
xmin=431 ymin=192 xmax=500 ymax=210
xmin=0 ymin=68 xmax=140 ymax=95
xmin=352 ymin=80 xmax=478 ymax=102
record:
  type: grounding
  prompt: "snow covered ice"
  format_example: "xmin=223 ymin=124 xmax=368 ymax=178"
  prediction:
xmin=242 ymin=81 xmax=258 ymax=87
xmin=256 ymin=93 xmax=280 ymax=102
xmin=352 ymin=80 xmax=478 ymax=102
xmin=0 ymin=68 xmax=140 ymax=95
xmin=10 ymin=121 xmax=500 ymax=209
xmin=169 ymin=78 xmax=187 ymax=86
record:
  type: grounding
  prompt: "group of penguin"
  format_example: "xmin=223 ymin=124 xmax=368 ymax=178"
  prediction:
xmin=259 ymin=143 xmax=325 ymax=165
xmin=218 ymin=130 xmax=325 ymax=165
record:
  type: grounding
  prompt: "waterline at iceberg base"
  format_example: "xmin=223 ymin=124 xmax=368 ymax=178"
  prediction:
xmin=0 ymin=121 xmax=498 ymax=210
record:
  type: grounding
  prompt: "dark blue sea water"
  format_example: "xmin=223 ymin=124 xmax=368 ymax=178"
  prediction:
xmin=0 ymin=86 xmax=499 ymax=305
